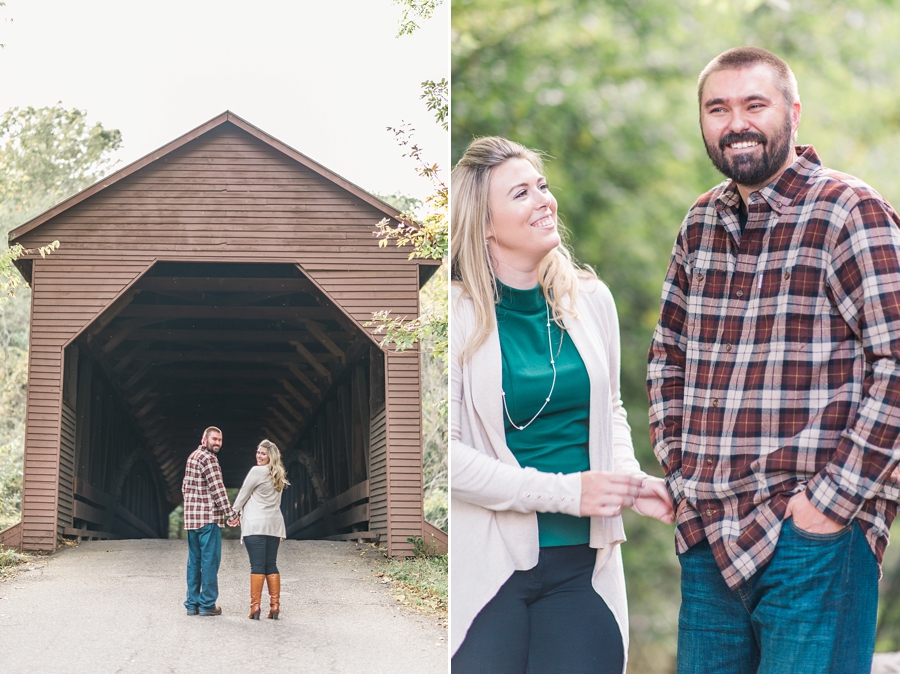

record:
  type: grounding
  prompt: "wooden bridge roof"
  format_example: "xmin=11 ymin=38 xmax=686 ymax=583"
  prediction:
xmin=9 ymin=110 xmax=405 ymax=280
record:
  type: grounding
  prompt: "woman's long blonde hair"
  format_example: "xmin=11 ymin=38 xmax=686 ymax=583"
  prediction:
xmin=259 ymin=439 xmax=290 ymax=492
xmin=450 ymin=136 xmax=595 ymax=363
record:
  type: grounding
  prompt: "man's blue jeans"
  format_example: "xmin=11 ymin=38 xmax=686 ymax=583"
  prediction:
xmin=677 ymin=518 xmax=878 ymax=674
xmin=185 ymin=523 xmax=222 ymax=612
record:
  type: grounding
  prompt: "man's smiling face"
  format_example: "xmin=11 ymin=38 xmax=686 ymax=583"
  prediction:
xmin=204 ymin=430 xmax=223 ymax=454
xmin=700 ymin=63 xmax=800 ymax=192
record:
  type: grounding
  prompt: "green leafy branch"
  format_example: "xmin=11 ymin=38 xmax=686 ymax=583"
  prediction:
xmin=375 ymin=122 xmax=447 ymax=262
xmin=393 ymin=0 xmax=442 ymax=37
xmin=369 ymin=121 xmax=448 ymax=367
xmin=421 ymin=79 xmax=448 ymax=131
xmin=368 ymin=305 xmax=447 ymax=361
xmin=368 ymin=121 xmax=449 ymax=430
xmin=0 ymin=240 xmax=59 ymax=301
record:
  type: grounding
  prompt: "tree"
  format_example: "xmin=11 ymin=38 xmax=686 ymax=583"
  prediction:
xmin=0 ymin=104 xmax=122 ymax=223
xmin=0 ymin=104 xmax=121 ymax=297
xmin=375 ymin=191 xmax=423 ymax=217
xmin=453 ymin=0 xmax=900 ymax=667
xmin=0 ymin=104 xmax=121 ymax=530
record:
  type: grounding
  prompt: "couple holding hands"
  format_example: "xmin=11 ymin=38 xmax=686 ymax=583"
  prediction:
xmin=181 ymin=426 xmax=290 ymax=621
xmin=451 ymin=47 xmax=900 ymax=674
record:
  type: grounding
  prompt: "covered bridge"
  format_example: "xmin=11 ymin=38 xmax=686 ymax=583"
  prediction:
xmin=0 ymin=111 xmax=444 ymax=557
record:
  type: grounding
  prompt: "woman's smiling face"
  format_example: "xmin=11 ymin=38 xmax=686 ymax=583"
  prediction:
xmin=256 ymin=447 xmax=269 ymax=466
xmin=486 ymin=157 xmax=559 ymax=287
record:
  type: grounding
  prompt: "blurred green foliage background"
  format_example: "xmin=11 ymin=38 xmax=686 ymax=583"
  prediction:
xmin=452 ymin=0 xmax=900 ymax=669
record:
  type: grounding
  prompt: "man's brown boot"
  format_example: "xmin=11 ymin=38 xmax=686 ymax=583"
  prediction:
xmin=265 ymin=573 xmax=281 ymax=619
xmin=249 ymin=574 xmax=265 ymax=619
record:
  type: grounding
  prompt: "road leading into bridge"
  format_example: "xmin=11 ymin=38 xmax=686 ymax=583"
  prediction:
xmin=0 ymin=538 xmax=447 ymax=673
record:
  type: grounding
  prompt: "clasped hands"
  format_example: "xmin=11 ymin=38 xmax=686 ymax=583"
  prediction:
xmin=227 ymin=515 xmax=241 ymax=527
xmin=579 ymin=471 xmax=675 ymax=524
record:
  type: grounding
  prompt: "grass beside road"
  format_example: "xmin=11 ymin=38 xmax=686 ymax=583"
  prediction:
xmin=0 ymin=545 xmax=30 ymax=580
xmin=377 ymin=537 xmax=448 ymax=621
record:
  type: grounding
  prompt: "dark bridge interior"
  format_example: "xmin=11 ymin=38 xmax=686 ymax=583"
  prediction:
xmin=61 ymin=262 xmax=383 ymax=542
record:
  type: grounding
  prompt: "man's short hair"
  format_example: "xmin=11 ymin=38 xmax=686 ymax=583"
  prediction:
xmin=698 ymin=46 xmax=799 ymax=108
xmin=203 ymin=426 xmax=222 ymax=439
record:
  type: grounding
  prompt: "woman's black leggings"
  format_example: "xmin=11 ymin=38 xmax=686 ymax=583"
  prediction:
xmin=452 ymin=544 xmax=624 ymax=674
xmin=243 ymin=535 xmax=280 ymax=575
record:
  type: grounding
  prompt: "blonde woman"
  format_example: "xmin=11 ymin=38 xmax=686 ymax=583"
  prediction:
xmin=229 ymin=439 xmax=289 ymax=620
xmin=450 ymin=137 xmax=674 ymax=673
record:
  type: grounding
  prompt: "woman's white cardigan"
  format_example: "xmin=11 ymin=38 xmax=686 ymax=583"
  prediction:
xmin=450 ymin=278 xmax=645 ymax=671
xmin=233 ymin=465 xmax=287 ymax=540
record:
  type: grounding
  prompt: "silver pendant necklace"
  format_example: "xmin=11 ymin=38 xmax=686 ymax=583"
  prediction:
xmin=501 ymin=301 xmax=558 ymax=431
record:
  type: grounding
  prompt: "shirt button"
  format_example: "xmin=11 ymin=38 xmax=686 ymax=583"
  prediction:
xmin=712 ymin=399 xmax=719 ymax=407
xmin=705 ymin=509 xmax=713 ymax=517
xmin=548 ymin=495 xmax=553 ymax=500
xmin=784 ymin=271 xmax=791 ymax=280
xmin=526 ymin=493 xmax=531 ymax=498
xmin=537 ymin=494 xmax=542 ymax=499
xmin=736 ymin=290 xmax=744 ymax=298
xmin=725 ymin=344 xmax=732 ymax=352
xmin=707 ymin=459 xmax=713 ymax=465
xmin=697 ymin=273 xmax=704 ymax=282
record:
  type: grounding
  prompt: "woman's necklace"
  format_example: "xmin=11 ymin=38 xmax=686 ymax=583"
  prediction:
xmin=501 ymin=301 xmax=558 ymax=431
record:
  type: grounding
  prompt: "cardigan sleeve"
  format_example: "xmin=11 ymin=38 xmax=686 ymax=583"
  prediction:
xmin=451 ymin=440 xmax=583 ymax=515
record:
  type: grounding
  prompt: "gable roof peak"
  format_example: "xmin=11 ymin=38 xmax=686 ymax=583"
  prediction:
xmin=9 ymin=110 xmax=402 ymax=243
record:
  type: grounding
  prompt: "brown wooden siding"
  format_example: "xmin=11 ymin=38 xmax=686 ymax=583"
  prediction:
xmin=57 ymin=401 xmax=76 ymax=537
xmin=21 ymin=261 xmax=61 ymax=551
xmin=14 ymin=121 xmax=425 ymax=552
xmin=385 ymin=349 xmax=422 ymax=556
xmin=0 ymin=522 xmax=23 ymax=551
xmin=368 ymin=408 xmax=388 ymax=541
xmin=423 ymin=521 xmax=448 ymax=555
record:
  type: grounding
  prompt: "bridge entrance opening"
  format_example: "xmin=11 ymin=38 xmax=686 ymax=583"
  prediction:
xmin=61 ymin=261 xmax=384 ymax=542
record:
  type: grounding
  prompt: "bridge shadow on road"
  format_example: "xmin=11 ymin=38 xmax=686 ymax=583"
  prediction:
xmin=0 ymin=539 xmax=447 ymax=673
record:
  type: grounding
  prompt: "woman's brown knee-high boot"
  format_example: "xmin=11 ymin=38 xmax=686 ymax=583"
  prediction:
xmin=249 ymin=574 xmax=265 ymax=619
xmin=265 ymin=573 xmax=281 ymax=619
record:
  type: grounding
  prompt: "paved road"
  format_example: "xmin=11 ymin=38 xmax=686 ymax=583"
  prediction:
xmin=0 ymin=538 xmax=447 ymax=673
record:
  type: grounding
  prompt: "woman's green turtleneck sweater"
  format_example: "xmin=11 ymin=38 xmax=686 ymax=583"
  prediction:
xmin=496 ymin=281 xmax=591 ymax=547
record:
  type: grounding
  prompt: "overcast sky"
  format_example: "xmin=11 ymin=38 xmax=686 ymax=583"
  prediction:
xmin=0 ymin=0 xmax=449 ymax=201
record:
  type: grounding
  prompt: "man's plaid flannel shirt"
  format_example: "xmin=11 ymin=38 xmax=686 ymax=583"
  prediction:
xmin=182 ymin=445 xmax=236 ymax=530
xmin=648 ymin=145 xmax=900 ymax=589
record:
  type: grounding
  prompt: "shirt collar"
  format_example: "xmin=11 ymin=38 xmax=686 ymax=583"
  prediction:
xmin=495 ymin=279 xmax=545 ymax=313
xmin=715 ymin=145 xmax=820 ymax=216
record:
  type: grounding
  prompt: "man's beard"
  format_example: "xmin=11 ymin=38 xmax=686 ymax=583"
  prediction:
xmin=703 ymin=113 xmax=793 ymax=187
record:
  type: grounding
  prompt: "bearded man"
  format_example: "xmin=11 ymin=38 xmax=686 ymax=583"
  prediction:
xmin=182 ymin=426 xmax=237 ymax=617
xmin=647 ymin=46 xmax=900 ymax=673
